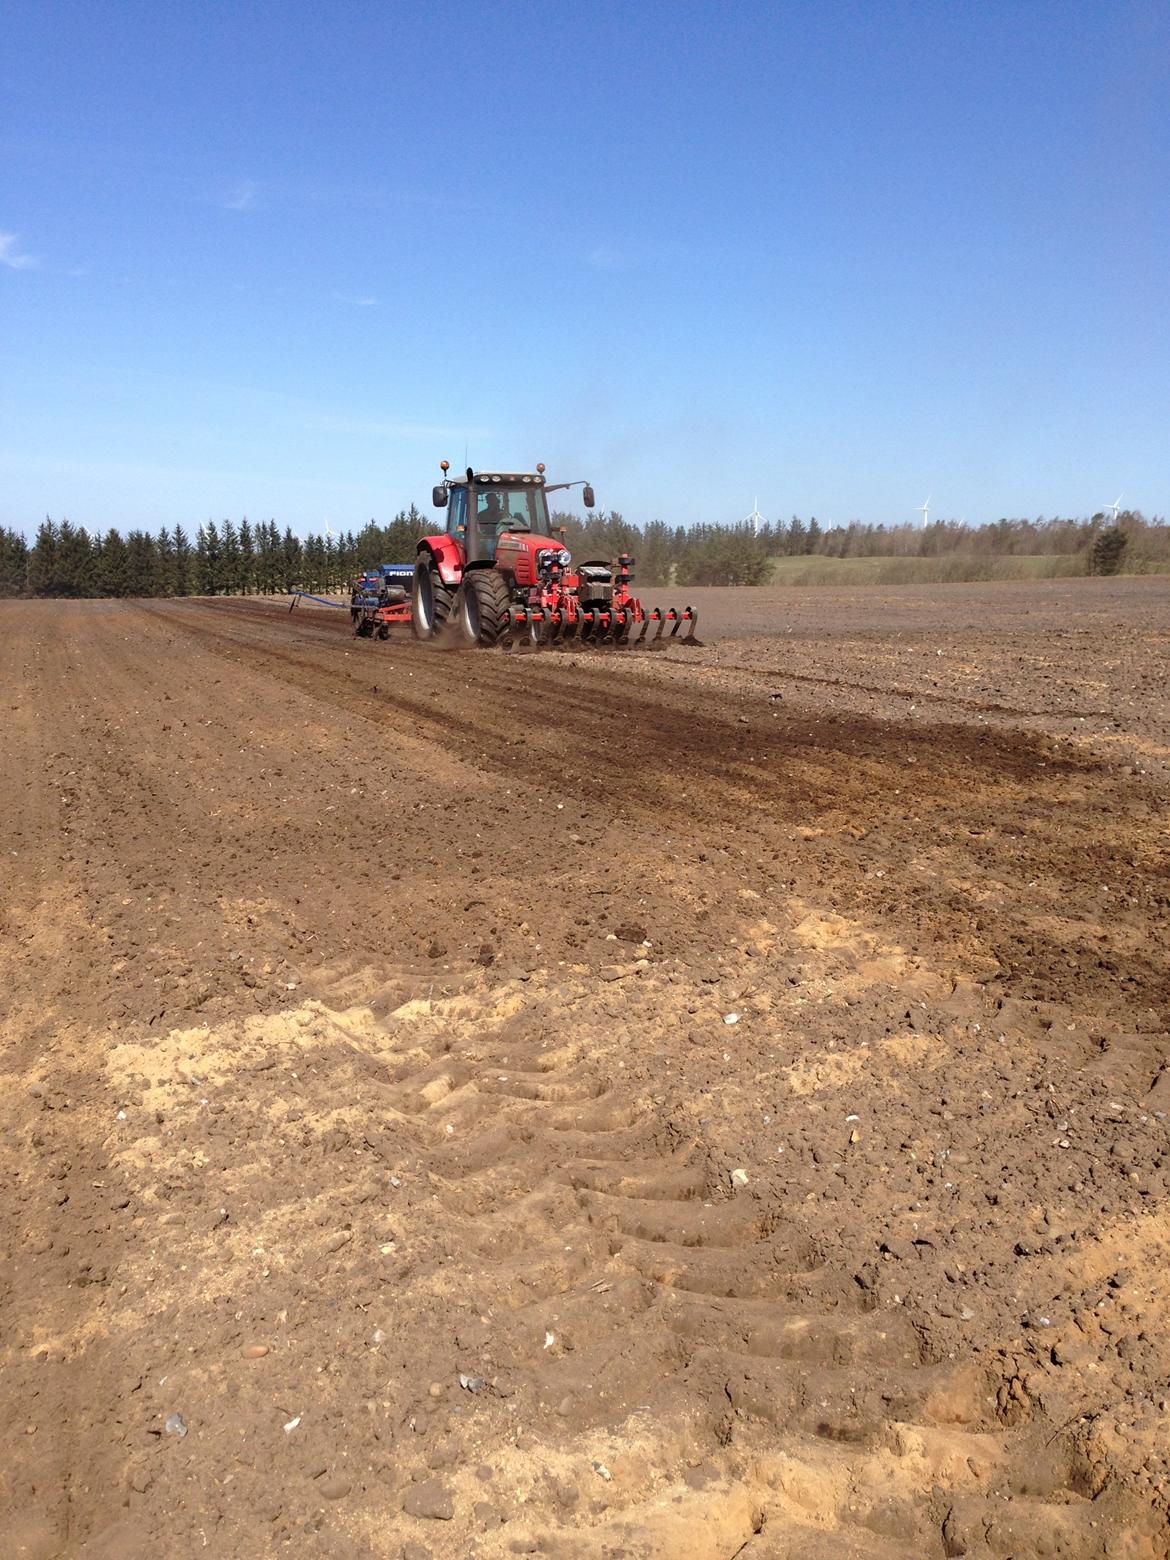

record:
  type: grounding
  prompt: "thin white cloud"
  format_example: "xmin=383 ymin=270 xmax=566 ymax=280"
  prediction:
xmin=0 ymin=231 xmax=38 ymax=270
xmin=332 ymin=292 xmax=379 ymax=307
xmin=223 ymin=180 xmax=257 ymax=211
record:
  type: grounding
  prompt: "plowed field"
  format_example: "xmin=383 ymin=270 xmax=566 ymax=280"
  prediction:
xmin=2 ymin=580 xmax=1169 ymax=1559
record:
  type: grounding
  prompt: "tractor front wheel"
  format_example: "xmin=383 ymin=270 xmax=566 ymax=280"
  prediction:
xmin=457 ymin=569 xmax=512 ymax=648
xmin=411 ymin=556 xmax=454 ymax=640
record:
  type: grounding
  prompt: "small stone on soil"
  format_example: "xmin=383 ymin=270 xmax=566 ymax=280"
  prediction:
xmin=403 ymin=1477 xmax=455 ymax=1521
xmin=614 ymin=922 xmax=648 ymax=943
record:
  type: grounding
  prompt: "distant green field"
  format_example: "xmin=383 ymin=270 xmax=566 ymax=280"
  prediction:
xmin=764 ymin=553 xmax=1170 ymax=586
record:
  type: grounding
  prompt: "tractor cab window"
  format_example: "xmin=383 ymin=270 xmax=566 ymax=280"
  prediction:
xmin=475 ymin=485 xmax=549 ymax=536
xmin=446 ymin=486 xmax=468 ymax=540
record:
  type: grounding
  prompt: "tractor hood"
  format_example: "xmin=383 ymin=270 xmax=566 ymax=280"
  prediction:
xmin=495 ymin=530 xmax=574 ymax=589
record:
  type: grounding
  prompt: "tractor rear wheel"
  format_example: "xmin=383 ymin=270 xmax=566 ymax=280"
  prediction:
xmin=457 ymin=569 xmax=512 ymax=648
xmin=411 ymin=555 xmax=453 ymax=640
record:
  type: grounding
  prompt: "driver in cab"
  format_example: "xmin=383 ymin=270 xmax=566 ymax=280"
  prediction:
xmin=480 ymin=491 xmax=505 ymax=532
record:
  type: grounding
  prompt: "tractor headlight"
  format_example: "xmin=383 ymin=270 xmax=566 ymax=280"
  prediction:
xmin=537 ymin=547 xmax=572 ymax=575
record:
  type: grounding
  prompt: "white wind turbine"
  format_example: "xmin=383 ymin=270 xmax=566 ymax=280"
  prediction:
xmin=1105 ymin=494 xmax=1123 ymax=521
xmin=916 ymin=495 xmax=932 ymax=529
xmin=743 ymin=498 xmax=765 ymax=535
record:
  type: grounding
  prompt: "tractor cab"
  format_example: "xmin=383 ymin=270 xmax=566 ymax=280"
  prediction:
xmin=432 ymin=468 xmax=559 ymax=564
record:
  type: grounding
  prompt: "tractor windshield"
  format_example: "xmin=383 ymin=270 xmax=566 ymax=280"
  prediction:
xmin=475 ymin=485 xmax=550 ymax=536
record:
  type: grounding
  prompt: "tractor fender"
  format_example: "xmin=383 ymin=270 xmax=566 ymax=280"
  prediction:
xmin=417 ymin=535 xmax=464 ymax=588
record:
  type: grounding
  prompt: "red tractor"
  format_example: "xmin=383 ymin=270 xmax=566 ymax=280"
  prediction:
xmin=411 ymin=463 xmax=699 ymax=649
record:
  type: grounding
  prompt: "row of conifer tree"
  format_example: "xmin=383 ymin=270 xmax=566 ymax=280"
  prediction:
xmin=0 ymin=507 xmax=775 ymax=595
xmin=1 ymin=507 xmax=1164 ymax=597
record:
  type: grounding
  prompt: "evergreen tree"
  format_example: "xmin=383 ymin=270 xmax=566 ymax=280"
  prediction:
xmin=99 ymin=529 xmax=130 ymax=596
xmin=340 ymin=529 xmax=358 ymax=582
xmin=238 ymin=518 xmax=255 ymax=594
xmin=154 ymin=527 xmax=177 ymax=596
xmin=303 ymin=533 xmax=325 ymax=591
xmin=281 ymin=526 xmax=301 ymax=591
xmin=638 ymin=520 xmax=674 ymax=586
xmin=1089 ymin=526 xmax=1128 ymax=576
xmin=0 ymin=527 xmax=29 ymax=595
xmin=197 ymin=522 xmax=222 ymax=594
xmin=253 ymin=523 xmax=268 ymax=593
xmin=221 ymin=519 xmax=241 ymax=594
xmin=124 ymin=530 xmax=156 ymax=595
xmin=263 ymin=521 xmax=282 ymax=593
xmin=173 ymin=525 xmax=194 ymax=595
xmin=56 ymin=520 xmax=95 ymax=595
xmin=27 ymin=519 xmax=60 ymax=595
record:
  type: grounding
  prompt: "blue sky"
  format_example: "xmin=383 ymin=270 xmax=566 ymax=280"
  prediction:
xmin=2 ymin=0 xmax=1167 ymax=537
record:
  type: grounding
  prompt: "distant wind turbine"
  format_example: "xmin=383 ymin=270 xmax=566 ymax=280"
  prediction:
xmin=916 ymin=495 xmax=932 ymax=529
xmin=743 ymin=498 xmax=765 ymax=535
xmin=1105 ymin=494 xmax=1123 ymax=521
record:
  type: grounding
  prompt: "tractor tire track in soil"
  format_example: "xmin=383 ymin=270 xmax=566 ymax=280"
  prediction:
xmin=1 ymin=591 xmax=1168 ymax=1558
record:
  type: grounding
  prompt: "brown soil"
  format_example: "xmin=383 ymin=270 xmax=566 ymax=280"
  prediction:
xmin=1 ymin=581 xmax=1168 ymax=1559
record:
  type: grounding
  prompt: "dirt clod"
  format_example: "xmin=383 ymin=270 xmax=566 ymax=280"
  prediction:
xmin=403 ymin=1479 xmax=455 ymax=1522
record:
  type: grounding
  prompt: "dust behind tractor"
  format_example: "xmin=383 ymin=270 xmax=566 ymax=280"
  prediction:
xmin=412 ymin=462 xmax=700 ymax=650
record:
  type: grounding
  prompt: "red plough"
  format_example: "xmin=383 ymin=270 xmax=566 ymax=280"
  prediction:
xmin=503 ymin=553 xmax=698 ymax=650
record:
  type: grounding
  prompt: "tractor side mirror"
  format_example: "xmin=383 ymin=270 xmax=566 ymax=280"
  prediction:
xmin=583 ymin=484 xmax=596 ymax=510
xmin=432 ymin=486 xmax=448 ymax=508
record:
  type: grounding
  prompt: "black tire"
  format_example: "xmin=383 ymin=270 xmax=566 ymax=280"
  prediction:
xmin=411 ymin=555 xmax=454 ymax=640
xmin=456 ymin=569 xmax=512 ymax=648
